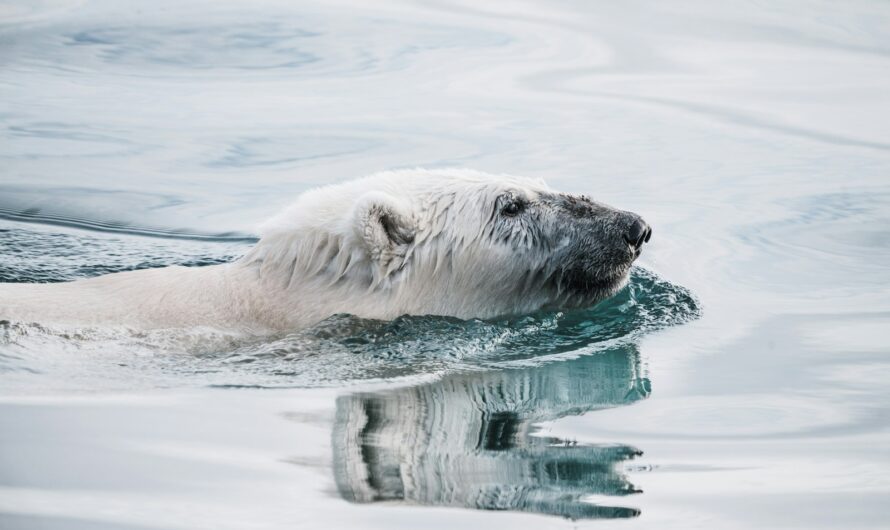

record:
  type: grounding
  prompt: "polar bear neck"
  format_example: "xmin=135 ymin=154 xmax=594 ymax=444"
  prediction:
xmin=232 ymin=222 xmax=558 ymax=327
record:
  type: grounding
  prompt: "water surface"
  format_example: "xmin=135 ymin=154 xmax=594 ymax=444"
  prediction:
xmin=1 ymin=0 xmax=889 ymax=528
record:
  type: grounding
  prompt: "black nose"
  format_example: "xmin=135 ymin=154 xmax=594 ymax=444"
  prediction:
xmin=624 ymin=218 xmax=651 ymax=250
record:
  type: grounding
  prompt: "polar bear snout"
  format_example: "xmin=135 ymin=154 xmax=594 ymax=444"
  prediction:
xmin=622 ymin=215 xmax=651 ymax=252
xmin=552 ymin=193 xmax=650 ymax=256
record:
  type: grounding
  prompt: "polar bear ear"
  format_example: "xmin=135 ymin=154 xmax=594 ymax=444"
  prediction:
xmin=352 ymin=191 xmax=416 ymax=262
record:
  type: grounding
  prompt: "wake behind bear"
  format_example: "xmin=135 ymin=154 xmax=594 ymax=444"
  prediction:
xmin=0 ymin=169 xmax=651 ymax=333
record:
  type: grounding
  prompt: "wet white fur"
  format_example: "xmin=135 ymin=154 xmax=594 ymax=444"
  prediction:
xmin=0 ymin=169 xmax=557 ymax=333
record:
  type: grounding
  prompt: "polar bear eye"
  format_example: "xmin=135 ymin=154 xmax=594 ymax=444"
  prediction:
xmin=501 ymin=199 xmax=525 ymax=217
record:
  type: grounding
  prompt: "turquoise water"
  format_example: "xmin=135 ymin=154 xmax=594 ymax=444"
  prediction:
xmin=2 ymin=0 xmax=889 ymax=528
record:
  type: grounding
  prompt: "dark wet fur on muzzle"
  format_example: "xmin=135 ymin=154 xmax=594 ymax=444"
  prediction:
xmin=533 ymin=193 xmax=647 ymax=307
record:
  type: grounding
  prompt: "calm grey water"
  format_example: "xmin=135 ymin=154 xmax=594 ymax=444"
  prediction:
xmin=1 ymin=0 xmax=889 ymax=528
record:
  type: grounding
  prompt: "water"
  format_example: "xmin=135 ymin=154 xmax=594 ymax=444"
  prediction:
xmin=1 ymin=0 xmax=889 ymax=528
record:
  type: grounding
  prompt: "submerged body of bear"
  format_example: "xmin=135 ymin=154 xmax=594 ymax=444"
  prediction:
xmin=0 ymin=169 xmax=650 ymax=333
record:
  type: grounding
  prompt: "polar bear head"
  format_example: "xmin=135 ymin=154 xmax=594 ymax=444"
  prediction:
xmin=243 ymin=169 xmax=650 ymax=324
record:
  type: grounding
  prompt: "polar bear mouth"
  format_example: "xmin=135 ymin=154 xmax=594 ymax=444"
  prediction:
xmin=569 ymin=267 xmax=631 ymax=290
xmin=555 ymin=263 xmax=634 ymax=305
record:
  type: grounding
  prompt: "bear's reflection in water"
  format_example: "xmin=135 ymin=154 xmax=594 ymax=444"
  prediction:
xmin=332 ymin=344 xmax=648 ymax=519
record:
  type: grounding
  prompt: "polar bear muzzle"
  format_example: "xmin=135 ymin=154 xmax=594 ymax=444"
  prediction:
xmin=537 ymin=192 xmax=651 ymax=306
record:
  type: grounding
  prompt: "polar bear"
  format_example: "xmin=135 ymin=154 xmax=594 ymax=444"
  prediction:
xmin=0 ymin=169 xmax=651 ymax=333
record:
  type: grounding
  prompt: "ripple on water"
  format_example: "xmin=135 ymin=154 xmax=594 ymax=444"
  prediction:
xmin=734 ymin=190 xmax=890 ymax=295
xmin=0 ymin=220 xmax=250 ymax=283
xmin=8 ymin=7 xmax=510 ymax=79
